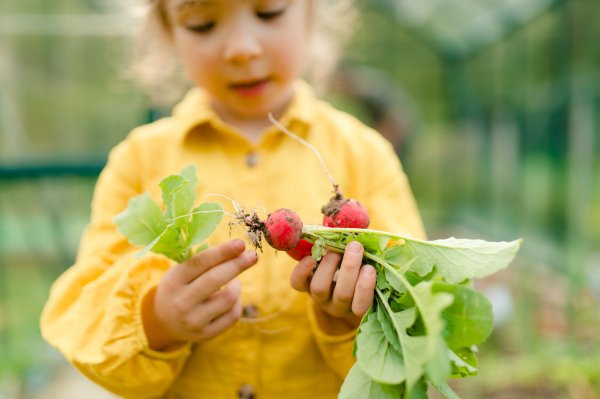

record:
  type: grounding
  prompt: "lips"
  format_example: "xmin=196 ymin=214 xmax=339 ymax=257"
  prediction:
xmin=230 ymin=78 xmax=270 ymax=97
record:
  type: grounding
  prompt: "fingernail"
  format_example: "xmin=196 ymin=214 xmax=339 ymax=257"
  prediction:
xmin=361 ymin=265 xmax=376 ymax=276
xmin=234 ymin=239 xmax=245 ymax=251
xmin=347 ymin=241 xmax=362 ymax=254
xmin=247 ymin=251 xmax=258 ymax=262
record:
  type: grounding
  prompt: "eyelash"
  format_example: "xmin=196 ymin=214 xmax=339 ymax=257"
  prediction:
xmin=185 ymin=8 xmax=284 ymax=32
xmin=256 ymin=9 xmax=285 ymax=20
xmin=187 ymin=21 xmax=215 ymax=33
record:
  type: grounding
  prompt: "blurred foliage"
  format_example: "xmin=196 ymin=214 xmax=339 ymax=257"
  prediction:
xmin=341 ymin=0 xmax=600 ymax=274
xmin=0 ymin=0 xmax=599 ymax=397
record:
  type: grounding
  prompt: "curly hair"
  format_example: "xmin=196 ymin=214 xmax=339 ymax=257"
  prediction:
xmin=129 ymin=0 xmax=359 ymax=106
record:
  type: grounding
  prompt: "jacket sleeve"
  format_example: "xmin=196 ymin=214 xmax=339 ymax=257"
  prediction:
xmin=40 ymin=135 xmax=192 ymax=399
xmin=362 ymin=138 xmax=427 ymax=241
xmin=305 ymin=130 xmax=427 ymax=381
xmin=306 ymin=299 xmax=358 ymax=380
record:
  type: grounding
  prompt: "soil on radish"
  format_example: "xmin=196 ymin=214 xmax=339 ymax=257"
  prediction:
xmin=229 ymin=209 xmax=266 ymax=251
xmin=321 ymin=191 xmax=348 ymax=219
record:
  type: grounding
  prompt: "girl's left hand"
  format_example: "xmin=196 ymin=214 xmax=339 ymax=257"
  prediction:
xmin=290 ymin=241 xmax=377 ymax=321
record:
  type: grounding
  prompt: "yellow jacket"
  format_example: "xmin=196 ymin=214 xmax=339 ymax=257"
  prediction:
xmin=40 ymin=80 xmax=426 ymax=399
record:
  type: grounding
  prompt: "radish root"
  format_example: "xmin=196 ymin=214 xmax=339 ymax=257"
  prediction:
xmin=268 ymin=113 xmax=339 ymax=192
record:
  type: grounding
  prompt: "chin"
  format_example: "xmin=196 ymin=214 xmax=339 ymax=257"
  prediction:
xmin=234 ymin=104 xmax=274 ymax=118
xmin=232 ymin=95 xmax=286 ymax=118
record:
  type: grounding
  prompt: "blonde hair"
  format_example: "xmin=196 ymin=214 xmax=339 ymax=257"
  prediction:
xmin=130 ymin=0 xmax=359 ymax=106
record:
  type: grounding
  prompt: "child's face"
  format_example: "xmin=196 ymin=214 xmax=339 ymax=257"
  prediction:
xmin=168 ymin=0 xmax=311 ymax=118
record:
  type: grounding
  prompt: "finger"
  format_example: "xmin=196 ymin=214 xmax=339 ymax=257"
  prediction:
xmin=176 ymin=239 xmax=246 ymax=283
xmin=332 ymin=241 xmax=364 ymax=313
xmin=290 ymin=256 xmax=317 ymax=292
xmin=185 ymin=250 xmax=257 ymax=302
xmin=351 ymin=265 xmax=377 ymax=317
xmin=197 ymin=298 xmax=243 ymax=340
xmin=310 ymin=250 xmax=342 ymax=304
xmin=191 ymin=278 xmax=242 ymax=326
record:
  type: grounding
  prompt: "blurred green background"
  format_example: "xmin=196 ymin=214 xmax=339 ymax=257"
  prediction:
xmin=0 ymin=0 xmax=599 ymax=397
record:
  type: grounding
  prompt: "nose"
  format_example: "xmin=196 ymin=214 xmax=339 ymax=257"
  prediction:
xmin=223 ymin=26 xmax=263 ymax=64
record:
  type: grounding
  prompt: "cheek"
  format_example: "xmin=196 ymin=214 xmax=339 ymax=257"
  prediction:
xmin=173 ymin=29 xmax=222 ymax=87
xmin=267 ymin=27 xmax=309 ymax=81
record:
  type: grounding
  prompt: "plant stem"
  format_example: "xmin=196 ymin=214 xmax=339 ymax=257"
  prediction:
xmin=375 ymin=285 xmax=413 ymax=399
xmin=363 ymin=252 xmax=413 ymax=290
xmin=304 ymin=229 xmax=417 ymax=298
xmin=303 ymin=231 xmax=411 ymax=287
xmin=301 ymin=232 xmax=346 ymax=254
xmin=304 ymin=225 xmax=418 ymax=243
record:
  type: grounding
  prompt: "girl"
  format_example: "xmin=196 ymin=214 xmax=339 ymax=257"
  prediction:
xmin=41 ymin=0 xmax=426 ymax=398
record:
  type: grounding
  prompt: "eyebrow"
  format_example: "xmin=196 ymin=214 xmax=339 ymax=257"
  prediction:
xmin=175 ymin=0 xmax=219 ymax=10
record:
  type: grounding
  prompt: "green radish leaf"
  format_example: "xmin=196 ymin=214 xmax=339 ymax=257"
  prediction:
xmin=379 ymin=235 xmax=391 ymax=251
xmin=433 ymin=282 xmax=495 ymax=350
xmin=406 ymin=270 xmax=431 ymax=287
xmin=376 ymin=270 xmax=392 ymax=292
xmin=188 ymin=202 xmax=224 ymax=248
xmin=407 ymin=378 xmax=428 ymax=399
xmin=172 ymin=164 xmax=199 ymax=232
xmin=353 ymin=304 xmax=375 ymax=358
xmin=383 ymin=258 xmax=424 ymax=294
xmin=432 ymin=381 xmax=462 ymax=399
xmin=390 ymin=308 xmax=428 ymax=392
xmin=397 ymin=237 xmax=522 ymax=284
xmin=425 ymin=336 xmax=452 ymax=385
xmin=376 ymin=299 xmax=401 ymax=353
xmin=384 ymin=266 xmax=406 ymax=293
xmin=338 ymin=362 xmax=404 ymax=399
xmin=384 ymin=245 xmax=407 ymax=266
xmin=343 ymin=233 xmax=383 ymax=254
xmin=135 ymin=223 xmax=184 ymax=261
xmin=135 ymin=229 xmax=167 ymax=259
xmin=159 ymin=175 xmax=188 ymax=220
xmin=389 ymin=296 xmax=406 ymax=313
xmin=116 ymin=165 xmax=224 ymax=264
xmin=308 ymin=227 xmax=521 ymax=283
xmin=149 ymin=223 xmax=185 ymax=261
xmin=408 ymin=281 xmax=454 ymax=385
xmin=398 ymin=291 xmax=415 ymax=308
xmin=114 ymin=192 xmax=167 ymax=246
xmin=376 ymin=299 xmax=429 ymax=395
xmin=356 ymin=312 xmax=406 ymax=384
xmin=412 ymin=281 xmax=455 ymax=338
xmin=312 ymin=237 xmax=326 ymax=261
xmin=449 ymin=347 xmax=478 ymax=378
xmin=304 ymin=225 xmax=522 ymax=395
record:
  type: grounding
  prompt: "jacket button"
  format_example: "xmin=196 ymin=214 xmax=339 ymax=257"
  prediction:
xmin=245 ymin=151 xmax=259 ymax=167
xmin=238 ymin=384 xmax=255 ymax=399
xmin=242 ymin=303 xmax=260 ymax=319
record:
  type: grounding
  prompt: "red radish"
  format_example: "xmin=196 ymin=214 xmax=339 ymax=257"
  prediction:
xmin=322 ymin=192 xmax=370 ymax=229
xmin=286 ymin=239 xmax=314 ymax=261
xmin=263 ymin=209 xmax=303 ymax=251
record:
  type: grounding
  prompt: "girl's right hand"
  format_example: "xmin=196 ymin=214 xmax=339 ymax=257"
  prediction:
xmin=142 ymin=239 xmax=258 ymax=350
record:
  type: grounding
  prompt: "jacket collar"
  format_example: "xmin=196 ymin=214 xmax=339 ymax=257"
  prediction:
xmin=173 ymin=79 xmax=316 ymax=144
